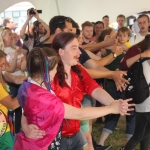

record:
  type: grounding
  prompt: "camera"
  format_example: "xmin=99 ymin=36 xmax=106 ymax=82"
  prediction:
xmin=28 ymin=9 xmax=42 ymax=15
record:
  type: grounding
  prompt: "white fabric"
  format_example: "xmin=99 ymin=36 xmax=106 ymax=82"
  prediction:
xmin=129 ymin=33 xmax=145 ymax=46
xmin=136 ymin=60 xmax=150 ymax=112
xmin=4 ymin=47 xmax=24 ymax=76
xmin=28 ymin=77 xmax=55 ymax=94
xmin=132 ymin=21 xmax=140 ymax=34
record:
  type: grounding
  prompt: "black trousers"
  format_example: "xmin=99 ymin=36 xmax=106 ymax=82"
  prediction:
xmin=124 ymin=112 xmax=150 ymax=150
xmin=7 ymin=82 xmax=22 ymax=134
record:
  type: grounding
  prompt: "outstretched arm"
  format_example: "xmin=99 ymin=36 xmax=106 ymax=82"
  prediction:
xmin=33 ymin=9 xmax=50 ymax=39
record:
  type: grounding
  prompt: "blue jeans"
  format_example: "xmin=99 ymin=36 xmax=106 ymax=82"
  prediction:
xmin=60 ymin=130 xmax=87 ymax=150
xmin=124 ymin=112 xmax=150 ymax=150
xmin=103 ymin=86 xmax=135 ymax=138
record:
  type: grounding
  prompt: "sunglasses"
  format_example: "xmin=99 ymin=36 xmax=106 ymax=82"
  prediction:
xmin=55 ymin=17 xmax=72 ymax=26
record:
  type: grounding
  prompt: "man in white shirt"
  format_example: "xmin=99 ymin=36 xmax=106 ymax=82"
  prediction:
xmin=130 ymin=14 xmax=150 ymax=46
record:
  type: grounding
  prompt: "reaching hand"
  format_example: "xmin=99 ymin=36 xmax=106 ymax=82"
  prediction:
xmin=15 ymin=48 xmax=22 ymax=56
xmin=33 ymin=9 xmax=40 ymax=20
xmin=111 ymin=45 xmax=123 ymax=57
xmin=104 ymin=35 xmax=115 ymax=46
xmin=27 ymin=8 xmax=33 ymax=20
xmin=22 ymin=124 xmax=46 ymax=139
xmin=111 ymin=69 xmax=129 ymax=92
xmin=101 ymin=48 xmax=107 ymax=56
xmin=118 ymin=98 xmax=135 ymax=116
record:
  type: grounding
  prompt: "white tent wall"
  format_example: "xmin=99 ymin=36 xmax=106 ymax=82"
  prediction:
xmin=0 ymin=0 xmax=150 ymax=26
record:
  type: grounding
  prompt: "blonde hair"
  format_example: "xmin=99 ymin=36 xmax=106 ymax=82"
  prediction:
xmin=0 ymin=27 xmax=17 ymax=51
xmin=0 ymin=50 xmax=6 ymax=90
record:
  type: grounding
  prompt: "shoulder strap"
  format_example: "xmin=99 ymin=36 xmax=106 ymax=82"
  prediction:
xmin=36 ymin=36 xmax=50 ymax=46
xmin=134 ymin=35 xmax=136 ymax=42
xmin=139 ymin=58 xmax=150 ymax=63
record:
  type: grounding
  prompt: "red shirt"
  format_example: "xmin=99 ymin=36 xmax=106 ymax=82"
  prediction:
xmin=121 ymin=47 xmax=140 ymax=71
xmin=51 ymin=65 xmax=101 ymax=136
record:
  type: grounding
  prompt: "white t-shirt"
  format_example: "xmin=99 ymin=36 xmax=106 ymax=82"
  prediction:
xmin=4 ymin=47 xmax=24 ymax=76
xmin=129 ymin=33 xmax=149 ymax=46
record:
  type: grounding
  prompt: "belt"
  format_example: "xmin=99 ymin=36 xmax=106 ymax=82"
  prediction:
xmin=62 ymin=132 xmax=77 ymax=138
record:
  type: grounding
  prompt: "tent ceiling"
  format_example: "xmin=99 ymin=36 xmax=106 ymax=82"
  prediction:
xmin=0 ymin=0 xmax=150 ymax=25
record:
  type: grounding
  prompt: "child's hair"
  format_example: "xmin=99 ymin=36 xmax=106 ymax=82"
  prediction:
xmin=117 ymin=27 xmax=130 ymax=37
xmin=27 ymin=47 xmax=59 ymax=79
xmin=0 ymin=50 xmax=6 ymax=90
xmin=0 ymin=27 xmax=17 ymax=51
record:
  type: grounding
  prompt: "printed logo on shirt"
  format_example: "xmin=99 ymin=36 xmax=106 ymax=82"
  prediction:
xmin=0 ymin=110 xmax=7 ymax=138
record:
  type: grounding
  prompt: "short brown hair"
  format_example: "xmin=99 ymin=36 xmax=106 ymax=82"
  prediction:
xmin=137 ymin=14 xmax=150 ymax=22
xmin=117 ymin=14 xmax=125 ymax=20
xmin=117 ymin=27 xmax=130 ymax=37
xmin=81 ymin=21 xmax=94 ymax=30
xmin=3 ymin=17 xmax=12 ymax=26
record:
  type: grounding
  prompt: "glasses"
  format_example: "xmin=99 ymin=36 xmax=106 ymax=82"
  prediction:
xmin=55 ymin=17 xmax=72 ymax=26
xmin=138 ymin=21 xmax=149 ymax=25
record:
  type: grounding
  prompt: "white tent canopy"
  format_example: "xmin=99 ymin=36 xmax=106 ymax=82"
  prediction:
xmin=0 ymin=0 xmax=150 ymax=25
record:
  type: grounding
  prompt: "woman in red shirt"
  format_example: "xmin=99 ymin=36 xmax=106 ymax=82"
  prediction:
xmin=51 ymin=32 xmax=133 ymax=150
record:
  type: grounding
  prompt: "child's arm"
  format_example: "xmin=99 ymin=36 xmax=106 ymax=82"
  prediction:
xmin=5 ymin=50 xmax=20 ymax=72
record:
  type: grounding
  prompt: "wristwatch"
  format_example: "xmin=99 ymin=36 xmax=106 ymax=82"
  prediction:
xmin=112 ymin=52 xmax=117 ymax=58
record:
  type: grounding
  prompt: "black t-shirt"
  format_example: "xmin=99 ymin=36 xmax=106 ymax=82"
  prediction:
xmin=79 ymin=48 xmax=91 ymax=65
xmin=39 ymin=43 xmax=52 ymax=48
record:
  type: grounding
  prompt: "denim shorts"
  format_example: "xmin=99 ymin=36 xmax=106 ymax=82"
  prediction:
xmin=60 ymin=130 xmax=87 ymax=150
xmin=82 ymin=94 xmax=96 ymax=107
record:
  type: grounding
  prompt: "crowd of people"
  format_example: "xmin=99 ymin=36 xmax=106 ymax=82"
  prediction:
xmin=0 ymin=8 xmax=150 ymax=150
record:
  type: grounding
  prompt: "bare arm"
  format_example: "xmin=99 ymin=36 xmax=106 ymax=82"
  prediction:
xmin=94 ymin=53 xmax=114 ymax=66
xmin=91 ymin=88 xmax=134 ymax=115
xmin=20 ymin=56 xmax=26 ymax=71
xmin=0 ymin=96 xmax=19 ymax=110
xmin=126 ymin=50 xmax=150 ymax=68
xmin=5 ymin=51 xmax=18 ymax=72
xmin=20 ymin=10 xmax=32 ymax=39
xmin=21 ymin=114 xmax=46 ymax=138
xmin=3 ymin=72 xmax=27 ymax=84
xmin=82 ymin=58 xmax=128 ymax=91
xmin=63 ymin=101 xmax=121 ymax=120
xmin=33 ymin=9 xmax=50 ymax=39
xmin=81 ymin=36 xmax=115 ymax=52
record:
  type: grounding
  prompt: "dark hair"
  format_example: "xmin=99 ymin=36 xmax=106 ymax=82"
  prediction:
xmin=27 ymin=47 xmax=59 ymax=78
xmin=140 ymin=34 xmax=150 ymax=53
xmin=97 ymin=28 xmax=113 ymax=42
xmin=71 ymin=19 xmax=79 ymax=29
xmin=117 ymin=14 xmax=125 ymax=20
xmin=118 ymin=27 xmax=130 ymax=37
xmin=32 ymin=21 xmax=47 ymax=42
xmin=3 ymin=17 xmax=12 ymax=26
xmin=102 ymin=15 xmax=109 ymax=19
xmin=95 ymin=21 xmax=104 ymax=28
xmin=128 ymin=34 xmax=150 ymax=52
xmin=49 ymin=16 xmax=68 ymax=35
xmin=137 ymin=14 xmax=150 ymax=22
xmin=51 ymin=32 xmax=82 ymax=87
